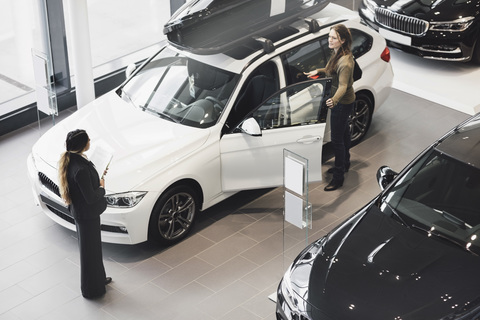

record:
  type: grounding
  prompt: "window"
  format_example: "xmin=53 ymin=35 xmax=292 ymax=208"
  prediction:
xmin=282 ymin=38 xmax=329 ymax=86
xmin=252 ymin=79 xmax=329 ymax=130
xmin=282 ymin=28 xmax=373 ymax=86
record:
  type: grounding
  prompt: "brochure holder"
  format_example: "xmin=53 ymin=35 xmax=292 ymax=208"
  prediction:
xmin=283 ymin=149 xmax=312 ymax=235
xmin=32 ymin=50 xmax=58 ymax=125
xmin=269 ymin=149 xmax=312 ymax=303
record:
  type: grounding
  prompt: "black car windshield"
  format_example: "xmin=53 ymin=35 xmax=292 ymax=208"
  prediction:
xmin=384 ymin=149 xmax=480 ymax=254
xmin=121 ymin=47 xmax=239 ymax=128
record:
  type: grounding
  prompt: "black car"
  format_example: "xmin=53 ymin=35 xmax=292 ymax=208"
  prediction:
xmin=359 ymin=0 xmax=480 ymax=63
xmin=277 ymin=113 xmax=480 ymax=319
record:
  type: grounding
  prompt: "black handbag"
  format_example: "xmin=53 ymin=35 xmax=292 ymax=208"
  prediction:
xmin=353 ymin=58 xmax=362 ymax=82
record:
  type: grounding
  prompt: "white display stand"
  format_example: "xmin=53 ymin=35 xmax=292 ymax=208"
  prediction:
xmin=269 ymin=150 xmax=313 ymax=304
xmin=32 ymin=50 xmax=58 ymax=118
xmin=283 ymin=149 xmax=312 ymax=232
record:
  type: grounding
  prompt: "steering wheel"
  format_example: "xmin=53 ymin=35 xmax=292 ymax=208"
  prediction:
xmin=205 ymin=96 xmax=225 ymax=117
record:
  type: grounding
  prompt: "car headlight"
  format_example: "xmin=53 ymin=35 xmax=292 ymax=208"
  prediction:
xmin=105 ymin=191 xmax=147 ymax=208
xmin=362 ymin=0 xmax=378 ymax=14
xmin=429 ymin=17 xmax=474 ymax=32
xmin=281 ymin=265 xmax=302 ymax=314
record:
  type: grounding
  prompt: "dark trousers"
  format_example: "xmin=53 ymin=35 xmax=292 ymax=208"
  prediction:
xmin=330 ymin=102 xmax=354 ymax=183
xmin=75 ymin=217 xmax=106 ymax=298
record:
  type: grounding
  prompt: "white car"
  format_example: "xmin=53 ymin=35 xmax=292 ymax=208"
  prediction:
xmin=27 ymin=3 xmax=393 ymax=245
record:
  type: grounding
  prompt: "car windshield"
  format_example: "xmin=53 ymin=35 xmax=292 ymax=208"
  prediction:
xmin=384 ymin=148 xmax=480 ymax=254
xmin=121 ymin=47 xmax=239 ymax=128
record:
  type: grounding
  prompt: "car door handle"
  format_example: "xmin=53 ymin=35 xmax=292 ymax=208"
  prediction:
xmin=296 ymin=135 xmax=321 ymax=144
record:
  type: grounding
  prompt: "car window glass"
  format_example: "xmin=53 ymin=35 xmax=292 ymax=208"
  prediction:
xmin=282 ymin=29 xmax=373 ymax=86
xmin=385 ymin=150 xmax=480 ymax=252
xmin=350 ymin=29 xmax=373 ymax=59
xmin=122 ymin=47 xmax=239 ymax=128
xmin=251 ymin=79 xmax=329 ymax=130
xmin=282 ymin=38 xmax=328 ymax=86
xmin=226 ymin=62 xmax=279 ymax=130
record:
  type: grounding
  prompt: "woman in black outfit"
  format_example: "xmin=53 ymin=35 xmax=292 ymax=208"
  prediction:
xmin=58 ymin=129 xmax=111 ymax=299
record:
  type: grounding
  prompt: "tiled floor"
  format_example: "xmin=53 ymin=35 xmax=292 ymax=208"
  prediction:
xmin=0 ymin=88 xmax=469 ymax=320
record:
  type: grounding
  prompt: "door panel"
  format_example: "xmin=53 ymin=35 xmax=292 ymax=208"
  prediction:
xmin=220 ymin=79 xmax=331 ymax=192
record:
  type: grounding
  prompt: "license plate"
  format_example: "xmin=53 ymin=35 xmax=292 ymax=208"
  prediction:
xmin=379 ymin=27 xmax=412 ymax=46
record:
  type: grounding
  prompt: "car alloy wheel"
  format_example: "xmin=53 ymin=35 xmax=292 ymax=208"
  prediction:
xmin=349 ymin=92 xmax=373 ymax=146
xmin=149 ymin=185 xmax=197 ymax=245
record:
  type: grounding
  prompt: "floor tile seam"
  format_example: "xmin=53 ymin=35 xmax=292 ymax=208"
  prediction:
xmin=238 ymin=256 xmax=286 ymax=292
xmin=0 ymin=233 xmax=61 ymax=272
xmin=194 ymin=236 xmax=261 ymax=266
xmin=191 ymin=254 xmax=262 ymax=292
xmin=0 ymin=285 xmax=34 ymax=316
xmin=197 ymin=218 xmax=262 ymax=245
xmin=149 ymin=255 xmax=217 ymax=294
xmin=106 ymin=257 xmax=160 ymax=282
xmin=8 ymin=283 xmax=79 ymax=320
xmin=150 ymin=233 xmax=216 ymax=269
xmin=236 ymin=283 xmax=277 ymax=318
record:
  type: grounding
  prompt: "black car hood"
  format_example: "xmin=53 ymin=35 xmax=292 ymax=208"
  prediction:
xmin=370 ymin=0 xmax=479 ymax=22
xmin=307 ymin=205 xmax=480 ymax=319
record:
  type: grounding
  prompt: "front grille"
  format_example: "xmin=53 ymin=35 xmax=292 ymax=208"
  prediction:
xmin=39 ymin=172 xmax=61 ymax=197
xmin=375 ymin=8 xmax=428 ymax=36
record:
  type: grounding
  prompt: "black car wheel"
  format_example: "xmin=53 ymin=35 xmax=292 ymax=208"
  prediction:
xmin=148 ymin=185 xmax=198 ymax=245
xmin=349 ymin=92 xmax=373 ymax=146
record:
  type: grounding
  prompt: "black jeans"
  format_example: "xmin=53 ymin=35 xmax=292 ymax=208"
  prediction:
xmin=330 ymin=102 xmax=354 ymax=183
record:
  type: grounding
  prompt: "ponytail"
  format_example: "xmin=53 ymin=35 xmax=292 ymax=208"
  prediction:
xmin=59 ymin=129 xmax=89 ymax=205
xmin=58 ymin=151 xmax=72 ymax=204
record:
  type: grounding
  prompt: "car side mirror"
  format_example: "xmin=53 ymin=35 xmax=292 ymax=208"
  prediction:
xmin=125 ymin=63 xmax=137 ymax=79
xmin=376 ymin=166 xmax=398 ymax=190
xmin=240 ymin=118 xmax=262 ymax=136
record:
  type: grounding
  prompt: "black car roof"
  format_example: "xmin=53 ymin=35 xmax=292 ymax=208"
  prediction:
xmin=163 ymin=0 xmax=330 ymax=55
xmin=436 ymin=114 xmax=480 ymax=168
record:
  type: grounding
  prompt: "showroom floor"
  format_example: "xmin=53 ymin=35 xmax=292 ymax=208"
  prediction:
xmin=0 ymin=82 xmax=471 ymax=319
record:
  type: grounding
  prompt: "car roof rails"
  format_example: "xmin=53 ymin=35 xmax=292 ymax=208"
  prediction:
xmin=164 ymin=0 xmax=330 ymax=55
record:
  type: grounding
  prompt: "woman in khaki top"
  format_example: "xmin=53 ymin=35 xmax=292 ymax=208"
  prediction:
xmin=305 ymin=24 xmax=355 ymax=191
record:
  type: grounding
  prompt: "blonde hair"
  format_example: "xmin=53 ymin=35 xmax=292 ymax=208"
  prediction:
xmin=58 ymin=130 xmax=89 ymax=205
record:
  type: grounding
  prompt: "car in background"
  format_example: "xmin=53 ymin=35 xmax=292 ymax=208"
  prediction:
xmin=277 ymin=113 xmax=480 ymax=319
xmin=359 ymin=0 xmax=480 ymax=63
xmin=27 ymin=3 xmax=393 ymax=246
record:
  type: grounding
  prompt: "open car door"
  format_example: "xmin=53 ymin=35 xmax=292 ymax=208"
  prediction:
xmin=220 ymin=78 xmax=331 ymax=192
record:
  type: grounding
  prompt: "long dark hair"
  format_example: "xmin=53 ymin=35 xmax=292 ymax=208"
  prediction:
xmin=58 ymin=129 xmax=89 ymax=204
xmin=325 ymin=24 xmax=353 ymax=76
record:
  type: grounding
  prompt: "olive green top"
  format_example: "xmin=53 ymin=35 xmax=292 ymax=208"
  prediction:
xmin=317 ymin=54 xmax=356 ymax=106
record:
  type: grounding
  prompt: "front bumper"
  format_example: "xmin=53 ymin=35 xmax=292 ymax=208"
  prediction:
xmin=359 ymin=8 xmax=478 ymax=62
xmin=27 ymin=153 xmax=152 ymax=245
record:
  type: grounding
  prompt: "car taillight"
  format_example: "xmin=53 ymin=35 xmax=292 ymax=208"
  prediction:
xmin=381 ymin=47 xmax=391 ymax=62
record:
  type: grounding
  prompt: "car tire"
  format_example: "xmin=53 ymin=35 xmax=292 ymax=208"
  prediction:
xmin=349 ymin=92 xmax=373 ymax=146
xmin=148 ymin=185 xmax=198 ymax=245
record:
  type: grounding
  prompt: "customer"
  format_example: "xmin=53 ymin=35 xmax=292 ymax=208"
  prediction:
xmin=58 ymin=129 xmax=112 ymax=299
xmin=304 ymin=24 xmax=355 ymax=191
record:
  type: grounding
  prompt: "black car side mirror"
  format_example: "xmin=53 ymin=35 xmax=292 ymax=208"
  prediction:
xmin=376 ymin=166 xmax=398 ymax=190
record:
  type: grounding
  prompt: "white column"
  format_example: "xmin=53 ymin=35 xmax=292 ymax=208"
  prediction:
xmin=64 ymin=0 xmax=95 ymax=109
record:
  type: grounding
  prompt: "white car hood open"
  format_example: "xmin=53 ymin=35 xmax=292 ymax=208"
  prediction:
xmin=32 ymin=91 xmax=210 ymax=192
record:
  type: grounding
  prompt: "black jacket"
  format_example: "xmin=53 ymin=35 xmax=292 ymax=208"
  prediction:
xmin=67 ymin=153 xmax=107 ymax=220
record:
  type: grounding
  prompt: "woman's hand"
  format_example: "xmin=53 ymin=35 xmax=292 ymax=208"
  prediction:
xmin=304 ymin=70 xmax=318 ymax=78
xmin=326 ymin=98 xmax=334 ymax=108
xmin=100 ymin=178 xmax=105 ymax=188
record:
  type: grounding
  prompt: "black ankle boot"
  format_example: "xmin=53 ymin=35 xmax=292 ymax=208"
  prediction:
xmin=324 ymin=179 xmax=343 ymax=191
